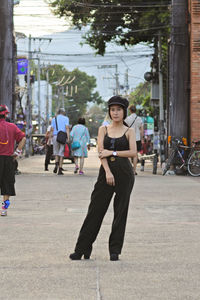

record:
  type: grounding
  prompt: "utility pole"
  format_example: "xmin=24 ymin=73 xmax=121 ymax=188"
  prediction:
xmin=46 ymin=68 xmax=49 ymax=130
xmin=55 ymin=76 xmax=76 ymax=109
xmin=25 ymin=35 xmax=32 ymax=157
xmin=37 ymin=57 xmax=41 ymax=133
xmin=98 ymin=64 xmax=120 ymax=95
xmin=124 ymin=68 xmax=129 ymax=96
xmin=115 ymin=64 xmax=120 ymax=95
xmin=61 ymin=86 xmax=64 ymax=107
xmin=0 ymin=0 xmax=13 ymax=110
xmin=158 ymin=33 xmax=165 ymax=164
xmin=169 ymin=0 xmax=189 ymax=140
xmin=28 ymin=37 xmax=52 ymax=134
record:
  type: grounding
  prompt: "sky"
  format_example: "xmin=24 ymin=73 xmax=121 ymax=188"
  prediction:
xmin=14 ymin=0 xmax=153 ymax=100
xmin=14 ymin=0 xmax=70 ymax=36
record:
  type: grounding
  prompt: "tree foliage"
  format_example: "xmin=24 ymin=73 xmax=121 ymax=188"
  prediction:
xmin=49 ymin=0 xmax=170 ymax=55
xmin=128 ymin=82 xmax=153 ymax=114
xmin=85 ymin=104 xmax=107 ymax=137
xmin=37 ymin=64 xmax=102 ymax=125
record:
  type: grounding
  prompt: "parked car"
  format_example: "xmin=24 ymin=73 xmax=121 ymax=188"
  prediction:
xmin=90 ymin=138 xmax=97 ymax=147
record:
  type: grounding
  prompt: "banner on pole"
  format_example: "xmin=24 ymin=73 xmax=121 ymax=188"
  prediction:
xmin=17 ymin=58 xmax=28 ymax=75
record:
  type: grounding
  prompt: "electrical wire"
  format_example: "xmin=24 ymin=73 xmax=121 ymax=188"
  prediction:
xmin=17 ymin=49 xmax=153 ymax=57
xmin=73 ymin=2 xmax=171 ymax=8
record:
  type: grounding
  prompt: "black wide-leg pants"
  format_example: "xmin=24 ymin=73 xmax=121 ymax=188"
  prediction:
xmin=75 ymin=157 xmax=135 ymax=255
xmin=0 ymin=156 xmax=15 ymax=196
xmin=45 ymin=145 xmax=53 ymax=167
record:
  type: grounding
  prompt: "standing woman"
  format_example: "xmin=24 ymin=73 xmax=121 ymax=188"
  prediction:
xmin=69 ymin=96 xmax=137 ymax=261
xmin=70 ymin=118 xmax=90 ymax=175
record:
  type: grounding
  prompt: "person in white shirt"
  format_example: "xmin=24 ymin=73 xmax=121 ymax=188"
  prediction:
xmin=125 ymin=105 xmax=144 ymax=175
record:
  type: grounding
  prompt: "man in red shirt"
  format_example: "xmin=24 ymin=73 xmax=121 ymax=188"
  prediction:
xmin=0 ymin=105 xmax=26 ymax=216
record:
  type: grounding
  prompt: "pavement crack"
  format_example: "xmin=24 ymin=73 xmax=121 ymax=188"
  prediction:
xmin=96 ymin=264 xmax=102 ymax=300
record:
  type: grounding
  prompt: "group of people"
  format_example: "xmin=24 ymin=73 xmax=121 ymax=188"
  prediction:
xmin=44 ymin=108 xmax=90 ymax=175
xmin=0 ymin=96 xmax=145 ymax=262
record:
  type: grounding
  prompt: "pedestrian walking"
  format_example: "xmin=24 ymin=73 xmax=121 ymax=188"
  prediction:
xmin=70 ymin=118 xmax=90 ymax=175
xmin=0 ymin=105 xmax=26 ymax=217
xmin=125 ymin=105 xmax=144 ymax=174
xmin=69 ymin=96 xmax=137 ymax=261
xmin=50 ymin=108 xmax=70 ymax=175
xmin=44 ymin=119 xmax=53 ymax=171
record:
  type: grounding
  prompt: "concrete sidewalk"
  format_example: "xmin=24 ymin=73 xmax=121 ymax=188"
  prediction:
xmin=0 ymin=150 xmax=200 ymax=300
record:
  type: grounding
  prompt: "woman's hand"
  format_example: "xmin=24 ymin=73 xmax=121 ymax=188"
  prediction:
xmin=99 ymin=149 xmax=112 ymax=159
xmin=105 ymin=170 xmax=115 ymax=186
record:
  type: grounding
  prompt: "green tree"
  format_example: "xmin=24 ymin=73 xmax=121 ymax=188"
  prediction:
xmin=128 ymin=82 xmax=153 ymax=115
xmin=36 ymin=64 xmax=102 ymax=125
xmin=85 ymin=104 xmax=107 ymax=137
xmin=49 ymin=0 xmax=170 ymax=111
xmin=49 ymin=0 xmax=170 ymax=55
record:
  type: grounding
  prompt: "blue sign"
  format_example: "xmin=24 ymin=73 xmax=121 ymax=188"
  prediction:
xmin=17 ymin=58 xmax=28 ymax=75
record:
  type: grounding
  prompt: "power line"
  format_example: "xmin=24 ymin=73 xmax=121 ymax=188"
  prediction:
xmin=88 ymin=25 xmax=169 ymax=34
xmin=17 ymin=50 xmax=153 ymax=57
xmin=74 ymin=1 xmax=171 ymax=8
xmin=15 ymin=8 xmax=170 ymax=16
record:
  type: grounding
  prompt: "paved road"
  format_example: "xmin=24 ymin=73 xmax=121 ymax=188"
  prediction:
xmin=0 ymin=150 xmax=200 ymax=300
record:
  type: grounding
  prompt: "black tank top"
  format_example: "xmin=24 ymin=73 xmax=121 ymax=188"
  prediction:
xmin=103 ymin=127 xmax=129 ymax=151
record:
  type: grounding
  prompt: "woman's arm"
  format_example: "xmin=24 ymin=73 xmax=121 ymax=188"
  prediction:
xmin=99 ymin=128 xmax=137 ymax=159
xmin=66 ymin=125 xmax=70 ymax=142
xmin=98 ymin=126 xmax=115 ymax=186
xmin=70 ymin=126 xmax=74 ymax=141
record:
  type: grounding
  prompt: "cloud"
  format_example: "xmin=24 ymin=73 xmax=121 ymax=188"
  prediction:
xmin=14 ymin=0 xmax=70 ymax=37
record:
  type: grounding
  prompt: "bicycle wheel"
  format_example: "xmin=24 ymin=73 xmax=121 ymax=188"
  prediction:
xmin=162 ymin=150 xmax=176 ymax=175
xmin=188 ymin=151 xmax=200 ymax=176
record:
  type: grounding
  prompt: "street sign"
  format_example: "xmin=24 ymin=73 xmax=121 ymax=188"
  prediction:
xmin=17 ymin=58 xmax=28 ymax=75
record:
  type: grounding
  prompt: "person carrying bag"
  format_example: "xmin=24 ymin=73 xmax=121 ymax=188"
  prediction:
xmin=71 ymin=129 xmax=86 ymax=150
xmin=70 ymin=118 xmax=90 ymax=175
xmin=55 ymin=117 xmax=67 ymax=145
xmin=50 ymin=108 xmax=70 ymax=175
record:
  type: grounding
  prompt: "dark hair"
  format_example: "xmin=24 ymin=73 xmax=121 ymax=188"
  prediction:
xmin=129 ymin=105 xmax=136 ymax=113
xmin=108 ymin=105 xmax=127 ymax=120
xmin=107 ymin=95 xmax=129 ymax=120
xmin=78 ymin=117 xmax=85 ymax=125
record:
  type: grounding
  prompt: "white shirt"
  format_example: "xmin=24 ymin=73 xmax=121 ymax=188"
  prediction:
xmin=47 ymin=125 xmax=53 ymax=145
xmin=125 ymin=113 xmax=143 ymax=141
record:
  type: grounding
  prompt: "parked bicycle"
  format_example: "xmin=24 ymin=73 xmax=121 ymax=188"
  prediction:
xmin=163 ymin=137 xmax=200 ymax=176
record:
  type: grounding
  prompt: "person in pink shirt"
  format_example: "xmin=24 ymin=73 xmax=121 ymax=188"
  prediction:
xmin=0 ymin=105 xmax=26 ymax=216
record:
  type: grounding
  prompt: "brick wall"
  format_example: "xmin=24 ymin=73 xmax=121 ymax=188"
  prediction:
xmin=189 ymin=0 xmax=200 ymax=142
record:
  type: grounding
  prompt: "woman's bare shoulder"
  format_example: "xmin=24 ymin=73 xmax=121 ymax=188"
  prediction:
xmin=126 ymin=127 xmax=135 ymax=137
xmin=99 ymin=125 xmax=107 ymax=132
xmin=128 ymin=127 xmax=134 ymax=133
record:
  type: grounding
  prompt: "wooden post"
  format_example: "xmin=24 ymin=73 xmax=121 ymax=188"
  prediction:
xmin=0 ymin=0 xmax=13 ymax=112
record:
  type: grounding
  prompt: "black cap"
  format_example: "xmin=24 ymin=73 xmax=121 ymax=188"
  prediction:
xmin=108 ymin=96 xmax=129 ymax=109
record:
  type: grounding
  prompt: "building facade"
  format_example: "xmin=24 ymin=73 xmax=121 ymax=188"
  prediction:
xmin=189 ymin=0 xmax=200 ymax=141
